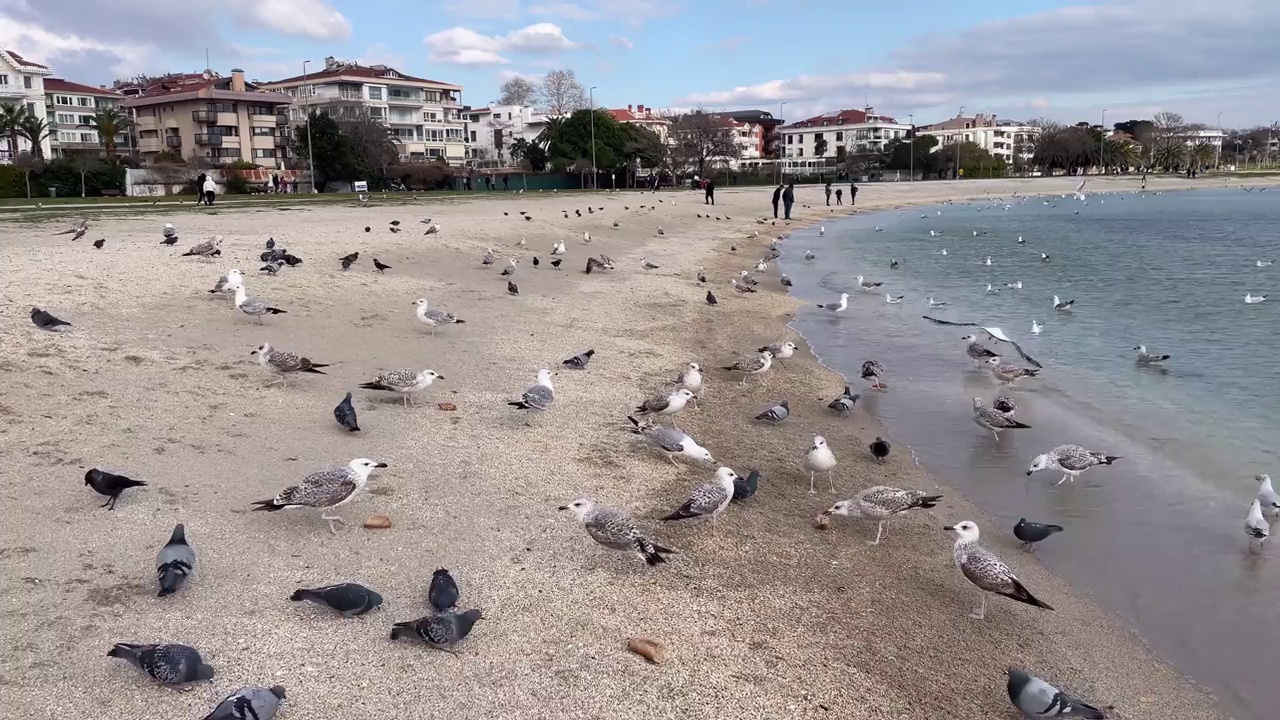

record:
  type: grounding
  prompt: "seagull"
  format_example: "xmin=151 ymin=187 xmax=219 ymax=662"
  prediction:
xmin=827 ymin=386 xmax=859 ymax=414
xmin=972 ymin=397 xmax=1031 ymax=440
xmin=986 ymin=283 xmax=1000 ymax=294
xmin=1013 ymin=519 xmax=1064 ymax=552
xmin=861 ymin=360 xmax=886 ymax=390
xmin=755 ymin=259 xmax=767 ymax=272
xmin=987 ymin=356 xmax=1040 ymax=384
xmin=1133 ymin=344 xmax=1170 ymax=364
xmin=1005 ymin=281 xmax=1023 ymax=289
xmin=1247 ymin=499 xmax=1271 ymax=549
xmin=161 ymin=223 xmax=178 ymax=245
xmin=1041 ymin=252 xmax=1051 ymax=262
xmin=984 ymin=256 xmax=993 ymax=266
xmin=627 ymin=415 xmax=715 ymax=465
xmin=889 ymin=258 xmax=899 ymax=269
xmin=817 ymin=293 xmax=849 ymax=311
xmin=1245 ymin=293 xmax=1267 ymax=304
xmin=359 ymin=369 xmax=444 ymax=408
xmin=641 ymin=258 xmax=660 ymax=272
xmin=234 ymin=286 xmax=286 ymax=324
xmin=1007 ymin=668 xmax=1106 ymax=719
xmin=183 ymin=236 xmax=222 ymax=261
xmin=821 ymin=487 xmax=943 ymax=545
xmin=208 ymin=269 xmax=243 ymax=304
xmin=1258 ymin=260 xmax=1275 ymax=267
xmin=884 ymin=293 xmax=904 ymax=304
xmin=780 ymin=274 xmax=793 ymax=287
xmin=1255 ymin=474 xmax=1280 ymax=522
xmin=423 ymin=223 xmax=441 ymax=235
xmin=635 ymin=388 xmax=696 ymax=419
xmin=758 ymin=341 xmax=797 ymax=365
xmin=696 ymin=266 xmax=708 ymax=283
xmin=1017 ymin=236 xmax=1025 ymax=244
xmin=928 ymin=297 xmax=947 ymax=308
xmin=739 ymin=270 xmax=758 ymax=286
xmin=584 ymin=232 xmax=592 ymax=242
xmin=558 ymin=498 xmax=675 ymax=566
xmin=251 ymin=343 xmax=329 ymax=387
xmin=805 ymin=435 xmax=838 ymax=494
xmin=730 ymin=278 xmax=757 ymax=294
xmin=804 ymin=250 xmax=816 ymax=261
xmin=675 ymin=362 xmax=703 ymax=397
xmin=1027 ymin=445 xmax=1120 ymax=485
xmin=946 ymin=521 xmax=1053 ymax=620
xmin=1031 ymin=321 xmax=1043 ymax=335
xmin=721 ymin=351 xmax=773 ymax=385
xmin=855 ymin=275 xmax=882 ymax=292
xmin=251 ymin=458 xmax=389 ymax=534
xmin=414 ymin=299 xmax=465 ymax=336
xmin=925 ymin=318 xmax=1042 ymax=368
xmin=551 ymin=240 xmax=567 ymax=255
xmin=939 ymin=248 xmax=948 ymax=255
xmin=508 ymin=369 xmax=555 ymax=414
xmin=960 ymin=334 xmax=1000 ymax=365
xmin=501 ymin=259 xmax=518 ymax=276
xmin=1052 ymin=295 xmax=1075 ymax=311
xmin=661 ymin=467 xmax=739 ymax=525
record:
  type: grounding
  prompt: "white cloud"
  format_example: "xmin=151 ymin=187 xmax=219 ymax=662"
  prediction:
xmin=224 ymin=0 xmax=350 ymax=40
xmin=357 ymin=42 xmax=409 ymax=70
xmin=682 ymin=71 xmax=948 ymax=106
xmin=424 ymin=23 xmax=581 ymax=65
xmin=609 ymin=35 xmax=634 ymax=50
xmin=0 ymin=15 xmax=152 ymax=77
xmin=528 ymin=3 xmax=599 ymax=21
xmin=498 ymin=69 xmax=545 ymax=82
xmin=442 ymin=0 xmax=521 ymax=18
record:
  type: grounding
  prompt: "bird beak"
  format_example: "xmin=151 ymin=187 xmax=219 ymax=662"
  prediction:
xmin=819 ymin=509 xmax=832 ymax=516
xmin=249 ymin=350 xmax=258 ymax=355
xmin=436 ymin=374 xmax=445 ymax=380
xmin=1025 ymin=470 xmax=1033 ymax=476
xmin=556 ymin=505 xmax=569 ymax=511
xmin=375 ymin=463 xmax=389 ymax=468
xmin=942 ymin=525 xmax=954 ymax=531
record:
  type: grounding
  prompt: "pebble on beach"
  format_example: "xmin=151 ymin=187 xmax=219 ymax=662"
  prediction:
xmin=626 ymin=637 xmax=665 ymax=664
xmin=364 ymin=514 xmax=393 ymax=529
xmin=438 ymin=402 xmax=458 ymax=411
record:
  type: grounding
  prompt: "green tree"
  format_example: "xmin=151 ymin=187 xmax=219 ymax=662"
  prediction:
xmin=883 ymin=134 xmax=939 ymax=175
xmin=936 ymin=141 xmax=1006 ymax=178
xmin=547 ymin=109 xmax=629 ymax=172
xmin=1189 ymin=140 xmax=1215 ymax=169
xmin=0 ymin=102 xmax=26 ymax=159
xmin=85 ymin=106 xmax=133 ymax=156
xmin=509 ymin=137 xmax=547 ymax=171
xmin=814 ymin=136 xmax=828 ymax=158
xmin=66 ymin=150 xmax=100 ymax=197
xmin=17 ymin=114 xmax=51 ymax=159
xmin=533 ymin=116 xmax=564 ymax=150
xmin=291 ymin=109 xmax=396 ymax=187
xmin=13 ymin=151 xmax=45 ymax=198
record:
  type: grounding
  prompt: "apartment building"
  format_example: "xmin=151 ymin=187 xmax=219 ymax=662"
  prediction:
xmin=464 ymin=104 xmax=549 ymax=164
xmin=123 ymin=69 xmax=293 ymax=168
xmin=915 ymin=113 xmax=1039 ymax=162
xmin=779 ymin=108 xmax=912 ymax=163
xmin=607 ymin=104 xmax=671 ymax=143
xmin=262 ymin=58 xmax=467 ymax=164
xmin=719 ymin=109 xmax=784 ymax=160
xmin=0 ymin=48 xmax=53 ymax=161
xmin=44 ymin=78 xmax=127 ymax=158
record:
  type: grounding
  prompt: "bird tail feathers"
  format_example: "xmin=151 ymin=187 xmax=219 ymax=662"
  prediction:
xmin=914 ymin=494 xmax=945 ymax=509
xmin=250 ymin=499 xmax=285 ymax=512
xmin=359 ymin=381 xmax=391 ymax=392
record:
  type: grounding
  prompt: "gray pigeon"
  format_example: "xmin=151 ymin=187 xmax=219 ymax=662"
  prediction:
xmin=390 ymin=609 xmax=483 ymax=653
xmin=334 ymin=391 xmax=360 ymax=432
xmin=202 ymin=685 xmax=287 ymax=720
xmin=562 ymin=349 xmax=595 ymax=370
xmin=429 ymin=568 xmax=459 ymax=612
xmin=828 ymin=386 xmax=859 ymax=414
xmin=754 ymin=400 xmax=789 ymax=423
xmin=290 ymin=583 xmax=383 ymax=617
xmin=1007 ymin=667 xmax=1107 ymax=718
xmin=31 ymin=307 xmax=71 ymax=330
xmin=155 ymin=524 xmax=195 ymax=597
xmin=107 ymin=642 xmax=214 ymax=684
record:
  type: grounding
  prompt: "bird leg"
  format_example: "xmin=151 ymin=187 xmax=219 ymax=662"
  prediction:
xmin=1020 ymin=542 xmax=1033 ymax=553
xmin=101 ymin=496 xmax=116 ymax=509
xmin=870 ymin=521 xmax=885 ymax=546
xmin=668 ymin=454 xmax=681 ymax=467
xmin=991 ymin=430 xmax=1000 ymax=441
xmin=322 ymin=514 xmax=346 ymax=534
xmin=1055 ymin=473 xmax=1070 ymax=486
xmin=969 ymin=592 xmax=987 ymax=620
xmin=827 ymin=471 xmax=835 ymax=493
xmin=808 ymin=471 xmax=816 ymax=495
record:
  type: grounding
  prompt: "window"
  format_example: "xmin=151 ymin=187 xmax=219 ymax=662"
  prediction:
xmin=206 ymin=102 xmax=236 ymax=113
xmin=814 ymin=133 xmax=823 ymax=142
xmin=209 ymin=125 xmax=239 ymax=137
xmin=79 ymin=132 xmax=97 ymax=143
xmin=59 ymin=131 xmax=76 ymax=142
xmin=210 ymin=148 xmax=239 ymax=159
xmin=252 ymin=127 xmax=275 ymax=136
xmin=0 ymin=74 xmax=8 ymax=85
xmin=367 ymin=86 xmax=383 ymax=100
xmin=24 ymin=76 xmax=32 ymax=89
xmin=77 ymin=97 xmax=92 ymax=106
xmin=427 ymin=148 xmax=442 ymax=157
xmin=469 ymin=130 xmax=477 ymax=142
xmin=835 ymin=132 xmax=843 ymax=141
xmin=26 ymin=102 xmax=36 ymax=115
xmin=139 ymin=129 xmax=159 ymax=139
xmin=57 ymin=113 xmax=75 ymax=124
xmin=424 ymin=111 xmax=438 ymax=121
xmin=786 ymin=135 xmax=793 ymax=145
xmin=424 ymin=91 xmax=442 ymax=103
xmin=249 ymin=104 xmax=275 ymax=116
xmin=78 ymin=114 xmax=94 ymax=125
xmin=253 ymin=148 xmax=277 ymax=158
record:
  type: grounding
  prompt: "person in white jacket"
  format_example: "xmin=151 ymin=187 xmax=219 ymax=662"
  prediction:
xmin=202 ymin=176 xmax=217 ymax=205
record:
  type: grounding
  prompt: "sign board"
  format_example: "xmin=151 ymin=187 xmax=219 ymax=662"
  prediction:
xmin=353 ymin=180 xmax=369 ymax=192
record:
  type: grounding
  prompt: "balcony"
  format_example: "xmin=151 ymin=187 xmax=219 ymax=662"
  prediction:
xmin=273 ymin=135 xmax=290 ymax=147
xmin=387 ymin=93 xmax=421 ymax=105
xmin=192 ymin=110 xmax=216 ymax=122
xmin=276 ymin=113 xmax=289 ymax=126
xmin=166 ymin=136 xmax=182 ymax=148
xmin=194 ymin=134 xmax=223 ymax=146
xmin=0 ymin=83 xmax=28 ymax=98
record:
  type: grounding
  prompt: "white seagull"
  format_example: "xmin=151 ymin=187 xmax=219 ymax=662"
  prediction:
xmin=817 ymin=293 xmax=849 ymax=312
xmin=1053 ymin=295 xmax=1075 ymax=311
xmin=1244 ymin=293 xmax=1267 ymax=304
xmin=1031 ymin=321 xmax=1043 ymax=335
xmin=856 ymin=275 xmax=882 ymax=292
xmin=805 ymin=435 xmax=838 ymax=494
xmin=884 ymin=293 xmax=904 ymax=304
xmin=928 ymin=297 xmax=947 ymax=307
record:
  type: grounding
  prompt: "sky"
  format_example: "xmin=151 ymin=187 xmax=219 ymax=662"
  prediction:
xmin=4 ymin=0 xmax=1280 ymax=128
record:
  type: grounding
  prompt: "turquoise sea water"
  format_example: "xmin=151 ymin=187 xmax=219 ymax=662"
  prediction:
xmin=781 ymin=187 xmax=1278 ymax=720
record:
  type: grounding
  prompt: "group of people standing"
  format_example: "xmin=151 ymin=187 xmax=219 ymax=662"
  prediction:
xmin=771 ymin=181 xmax=858 ymax=220
xmin=463 ymin=174 xmax=511 ymax=191
xmin=195 ymin=172 xmax=217 ymax=206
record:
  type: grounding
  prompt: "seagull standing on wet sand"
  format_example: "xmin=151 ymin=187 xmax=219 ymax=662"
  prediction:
xmin=1026 ymin=445 xmax=1120 ymax=485
xmin=861 ymin=360 xmax=886 ymax=390
xmin=805 ymin=436 xmax=838 ymax=494
xmin=972 ymin=397 xmax=1031 ymax=440
xmin=758 ymin=341 xmax=796 ymax=366
xmin=1246 ymin=499 xmax=1270 ymax=549
xmin=817 ymin=293 xmax=849 ymax=312
xmin=721 ymin=350 xmax=773 ymax=384
xmin=946 ymin=521 xmax=1053 ymax=620
xmin=821 ymin=486 xmax=943 ymax=545
xmin=987 ymin=357 xmax=1039 ymax=384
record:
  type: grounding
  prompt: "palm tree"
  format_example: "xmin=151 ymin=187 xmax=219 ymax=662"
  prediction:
xmin=1153 ymin=140 xmax=1186 ymax=171
xmin=0 ymin=102 xmax=27 ymax=159
xmin=85 ymin=106 xmax=133 ymax=156
xmin=534 ymin=116 xmax=565 ymax=150
xmin=17 ymin=114 xmax=51 ymax=159
xmin=1189 ymin=140 xmax=1215 ymax=170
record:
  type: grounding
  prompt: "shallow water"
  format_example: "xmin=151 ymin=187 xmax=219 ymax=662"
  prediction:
xmin=782 ymin=187 xmax=1279 ymax=720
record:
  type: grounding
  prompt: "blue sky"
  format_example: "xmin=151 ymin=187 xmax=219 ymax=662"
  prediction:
xmin=5 ymin=0 xmax=1280 ymax=127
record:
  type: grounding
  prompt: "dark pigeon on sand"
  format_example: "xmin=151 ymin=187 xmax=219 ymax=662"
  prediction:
xmin=1007 ymin=667 xmax=1108 ymax=718
xmin=1013 ymin=518 xmax=1064 ymax=550
xmin=562 ymin=349 xmax=595 ymax=369
xmin=93 ymin=238 xmax=105 ymax=249
xmin=429 ymin=568 xmax=460 ymax=612
xmin=155 ymin=524 xmax=195 ymax=597
xmin=706 ymin=290 xmax=718 ymax=306
xmin=85 ymin=468 xmax=146 ymax=509
xmin=107 ymin=642 xmax=214 ymax=685
xmin=31 ymin=307 xmax=71 ymax=330
xmin=373 ymin=258 xmax=391 ymax=273
xmin=334 ymin=391 xmax=360 ymax=432
xmin=507 ymin=281 xmax=519 ymax=295
xmin=869 ymin=437 xmax=891 ymax=462
xmin=290 ymin=583 xmax=383 ymax=617
xmin=732 ymin=469 xmax=760 ymax=501
xmin=390 ymin=609 xmax=483 ymax=653
xmin=201 ymin=685 xmax=287 ymax=720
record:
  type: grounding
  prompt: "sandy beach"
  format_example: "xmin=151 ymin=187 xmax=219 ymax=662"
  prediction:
xmin=0 ymin=175 xmax=1254 ymax=719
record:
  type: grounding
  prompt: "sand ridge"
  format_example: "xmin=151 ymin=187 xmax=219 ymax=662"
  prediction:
xmin=0 ymin=177 xmax=1248 ymax=719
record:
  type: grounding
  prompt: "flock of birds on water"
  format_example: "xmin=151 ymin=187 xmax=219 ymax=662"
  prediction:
xmin=22 ymin=182 xmax=1278 ymax=719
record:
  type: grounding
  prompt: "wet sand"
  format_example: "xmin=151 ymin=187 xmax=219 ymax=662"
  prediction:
xmin=0 ymin=177 xmax=1251 ymax=719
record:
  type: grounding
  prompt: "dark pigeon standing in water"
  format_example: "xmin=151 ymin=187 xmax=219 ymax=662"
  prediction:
xmin=428 ymin=568 xmax=460 ymax=612
xmin=390 ymin=609 xmax=483 ymax=653
xmin=156 ymin=524 xmax=195 ymax=597
xmin=732 ymin=469 xmax=760 ymax=501
xmin=107 ymin=642 xmax=215 ymax=685
xmin=290 ymin=583 xmax=383 ymax=617
xmin=334 ymin=392 xmax=360 ymax=432
xmin=1013 ymin=518 xmax=1064 ymax=551
xmin=1006 ymin=667 xmax=1108 ymax=719
xmin=869 ymin=437 xmax=891 ymax=463
xmin=562 ymin=349 xmax=595 ymax=370
xmin=201 ymin=685 xmax=287 ymax=720
xmin=85 ymin=468 xmax=146 ymax=509
xmin=31 ymin=307 xmax=71 ymax=330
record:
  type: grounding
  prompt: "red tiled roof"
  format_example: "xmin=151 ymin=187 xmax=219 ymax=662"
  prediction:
xmin=608 ymin=108 xmax=668 ymax=123
xmin=45 ymin=78 xmax=123 ymax=97
xmin=4 ymin=49 xmax=49 ymax=69
xmin=265 ymin=62 xmax=459 ymax=89
xmin=788 ymin=109 xmax=899 ymax=128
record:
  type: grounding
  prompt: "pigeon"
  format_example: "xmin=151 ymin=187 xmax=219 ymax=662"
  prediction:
xmin=265 ymin=237 xmax=276 ymax=249
xmin=507 ymin=281 xmax=519 ymax=295
xmin=1013 ymin=518 xmax=1064 ymax=551
xmin=1006 ymin=667 xmax=1107 ymax=719
xmin=282 ymin=254 xmax=303 ymax=267
xmin=423 ymin=223 xmax=441 ymax=235
xmin=754 ymin=400 xmax=790 ymax=423
xmin=869 ymin=437 xmax=891 ymax=462
xmin=562 ymin=349 xmax=595 ymax=370
xmin=706 ymin=290 xmax=718 ymax=305
xmin=827 ymin=386 xmax=859 ymax=414
xmin=30 ymin=307 xmax=71 ymax=330
xmin=550 ymin=259 xmax=562 ymax=270
xmin=429 ymin=568 xmax=460 ymax=612
xmin=155 ymin=524 xmax=195 ymax=597
xmin=201 ymin=686 xmax=287 ymax=720
xmin=532 ymin=256 xmax=540 ymax=269
xmin=334 ymin=391 xmax=360 ymax=432
xmin=107 ymin=642 xmax=215 ymax=685
xmin=341 ymin=257 xmax=356 ymax=271
xmin=290 ymin=583 xmax=383 ymax=617
xmin=732 ymin=469 xmax=760 ymax=501
xmin=85 ymin=468 xmax=146 ymax=510
xmin=260 ymin=261 xmax=284 ymax=275
xmin=390 ymin=609 xmax=484 ymax=653
xmin=373 ymin=258 xmax=391 ymax=273
xmin=482 ymin=249 xmax=496 ymax=265
xmin=93 ymin=238 xmax=105 ymax=249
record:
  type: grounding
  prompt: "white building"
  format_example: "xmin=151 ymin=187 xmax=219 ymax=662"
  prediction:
xmin=779 ymin=108 xmax=911 ymax=169
xmin=0 ymin=48 xmax=54 ymax=161
xmin=262 ymin=57 xmax=467 ymax=164
xmin=44 ymin=78 xmax=128 ymax=158
xmin=915 ymin=113 xmax=1039 ymax=163
xmin=464 ymin=104 xmax=549 ymax=165
xmin=607 ymin=104 xmax=671 ymax=144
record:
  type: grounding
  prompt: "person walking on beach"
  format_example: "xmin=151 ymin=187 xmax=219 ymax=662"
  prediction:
xmin=502 ymin=174 xmax=510 ymax=191
xmin=835 ymin=187 xmax=843 ymax=205
xmin=771 ymin=184 xmax=782 ymax=218
xmin=825 ymin=181 xmax=832 ymax=206
xmin=849 ymin=182 xmax=859 ymax=206
xmin=705 ymin=178 xmax=715 ymax=205
xmin=202 ymin=175 xmax=217 ymax=206
xmin=195 ymin=172 xmax=207 ymax=205
xmin=782 ymin=182 xmax=795 ymax=220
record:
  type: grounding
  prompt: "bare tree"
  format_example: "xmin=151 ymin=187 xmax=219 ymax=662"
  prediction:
xmin=537 ymin=70 xmax=588 ymax=116
xmin=66 ymin=150 xmax=100 ymax=197
xmin=498 ymin=76 xmax=538 ymax=106
xmin=13 ymin=151 xmax=45 ymax=199
xmin=668 ymin=110 xmax=741 ymax=177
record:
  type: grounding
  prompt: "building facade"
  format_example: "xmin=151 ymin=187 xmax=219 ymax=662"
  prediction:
xmin=915 ymin=113 xmax=1039 ymax=163
xmin=123 ymin=69 xmax=293 ymax=168
xmin=607 ymin=104 xmax=671 ymax=143
xmin=0 ymin=48 xmax=53 ymax=161
xmin=464 ymin=104 xmax=549 ymax=165
xmin=719 ymin=109 xmax=784 ymax=160
xmin=779 ymin=108 xmax=911 ymax=170
xmin=262 ymin=58 xmax=466 ymax=164
xmin=44 ymin=78 xmax=127 ymax=158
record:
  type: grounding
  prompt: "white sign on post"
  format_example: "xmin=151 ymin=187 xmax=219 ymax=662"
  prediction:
xmin=353 ymin=181 xmax=369 ymax=193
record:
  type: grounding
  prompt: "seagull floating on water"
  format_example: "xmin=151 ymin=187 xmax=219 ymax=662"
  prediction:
xmin=985 ymin=283 xmax=1000 ymax=294
xmin=1257 ymin=260 xmax=1274 ymax=267
xmin=884 ymin=293 xmax=904 ymax=304
xmin=1244 ymin=293 xmax=1267 ymax=304
xmin=1031 ymin=320 xmax=1043 ymax=335
xmin=1133 ymin=344 xmax=1170 ymax=364
xmin=1052 ymin=295 xmax=1075 ymax=311
xmin=855 ymin=275 xmax=882 ymax=292
xmin=928 ymin=297 xmax=946 ymax=307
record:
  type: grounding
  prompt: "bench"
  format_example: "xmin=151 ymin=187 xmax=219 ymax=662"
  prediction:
xmin=100 ymin=189 xmax=123 ymax=197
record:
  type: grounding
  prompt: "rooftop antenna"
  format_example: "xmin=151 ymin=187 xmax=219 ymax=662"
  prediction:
xmin=205 ymin=48 xmax=210 ymax=72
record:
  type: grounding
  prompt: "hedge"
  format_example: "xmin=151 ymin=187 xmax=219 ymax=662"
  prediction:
xmin=0 ymin=158 xmax=129 ymax=199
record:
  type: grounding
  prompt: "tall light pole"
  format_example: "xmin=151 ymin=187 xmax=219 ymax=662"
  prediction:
xmin=777 ymin=100 xmax=788 ymax=184
xmin=303 ymin=60 xmax=315 ymax=193
xmin=956 ymin=105 xmax=965 ymax=179
xmin=908 ymin=113 xmax=914 ymax=182
xmin=1215 ymin=111 xmax=1223 ymax=169
xmin=1099 ymin=108 xmax=1107 ymax=175
xmin=588 ymin=86 xmax=597 ymax=189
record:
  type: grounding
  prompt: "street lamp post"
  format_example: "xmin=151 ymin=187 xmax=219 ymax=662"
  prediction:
xmin=1100 ymin=109 xmax=1107 ymax=175
xmin=956 ymin=105 xmax=965 ymax=179
xmin=589 ymin=86 xmax=597 ymax=189
xmin=908 ymin=113 xmax=914 ymax=182
xmin=1215 ymin=111 xmax=1223 ymax=169
xmin=303 ymin=60 xmax=315 ymax=193
xmin=777 ymin=100 xmax=787 ymax=184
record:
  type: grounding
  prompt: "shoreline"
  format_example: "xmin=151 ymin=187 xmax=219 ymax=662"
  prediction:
xmin=0 ymin=179 xmax=1247 ymax=719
